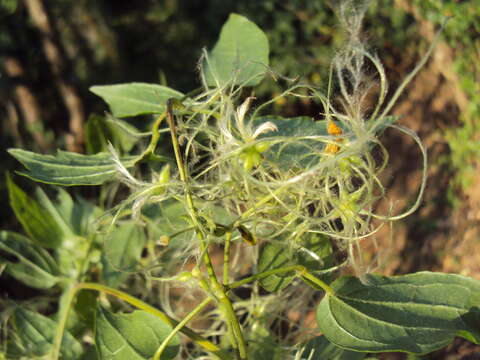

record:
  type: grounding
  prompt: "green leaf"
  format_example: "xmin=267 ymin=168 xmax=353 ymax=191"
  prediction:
xmin=0 ymin=231 xmax=59 ymax=289
xmin=143 ymin=200 xmax=192 ymax=244
xmin=95 ymin=306 xmax=180 ymax=360
xmin=85 ymin=114 xmax=139 ymax=154
xmin=51 ymin=187 xmax=101 ymax=236
xmin=102 ymin=222 xmax=146 ymax=287
xmin=254 ymin=117 xmax=330 ymax=169
xmin=297 ymin=336 xmax=366 ymax=360
xmin=74 ymin=291 xmax=98 ymax=332
xmin=8 ymin=308 xmax=83 ymax=359
xmin=101 ymin=253 xmax=126 ymax=288
xmin=35 ymin=187 xmax=75 ymax=237
xmin=85 ymin=114 xmax=115 ymax=154
xmin=8 ymin=148 xmax=138 ymax=186
xmin=104 ymin=222 xmax=146 ymax=273
xmin=258 ymin=234 xmax=333 ymax=292
xmin=204 ymin=13 xmax=269 ymax=87
xmin=257 ymin=241 xmax=295 ymax=292
xmin=0 ymin=0 xmax=18 ymax=14
xmin=317 ymin=272 xmax=480 ymax=355
xmin=90 ymin=82 xmax=184 ymax=118
xmin=80 ymin=347 xmax=98 ymax=360
xmin=6 ymin=174 xmax=64 ymax=247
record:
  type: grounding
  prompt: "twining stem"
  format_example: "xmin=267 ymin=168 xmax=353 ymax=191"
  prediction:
xmin=227 ymin=265 xmax=334 ymax=296
xmin=50 ymin=281 xmax=77 ymax=360
xmin=139 ymin=112 xmax=167 ymax=162
xmin=223 ymin=231 xmax=232 ymax=285
xmin=166 ymin=98 xmax=248 ymax=359
xmin=51 ymin=282 xmax=232 ymax=360
xmin=154 ymin=297 xmax=213 ymax=360
xmin=220 ymin=294 xmax=246 ymax=359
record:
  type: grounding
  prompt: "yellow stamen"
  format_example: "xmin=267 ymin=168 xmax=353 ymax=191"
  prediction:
xmin=325 ymin=120 xmax=343 ymax=154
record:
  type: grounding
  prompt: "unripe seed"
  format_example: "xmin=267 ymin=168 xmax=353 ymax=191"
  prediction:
xmin=158 ymin=163 xmax=170 ymax=184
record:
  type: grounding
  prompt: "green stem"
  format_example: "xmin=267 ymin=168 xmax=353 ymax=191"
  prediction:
xmin=167 ymin=98 xmax=247 ymax=359
xmin=166 ymin=99 xmax=217 ymax=284
xmin=50 ymin=281 xmax=77 ymax=360
xmin=223 ymin=231 xmax=232 ymax=285
xmin=154 ymin=297 xmax=213 ymax=360
xmin=166 ymin=100 xmax=192 ymax=206
xmin=219 ymin=295 xmax=246 ymax=359
xmin=300 ymin=271 xmax=334 ymax=294
xmin=139 ymin=112 xmax=167 ymax=162
xmin=227 ymin=265 xmax=334 ymax=296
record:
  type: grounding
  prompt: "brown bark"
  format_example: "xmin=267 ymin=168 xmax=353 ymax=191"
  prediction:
xmin=5 ymin=101 xmax=23 ymax=148
xmin=23 ymin=0 xmax=85 ymax=152
xmin=3 ymin=56 xmax=48 ymax=150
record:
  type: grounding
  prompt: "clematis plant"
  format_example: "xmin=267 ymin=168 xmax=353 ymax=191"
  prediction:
xmin=2 ymin=3 xmax=479 ymax=360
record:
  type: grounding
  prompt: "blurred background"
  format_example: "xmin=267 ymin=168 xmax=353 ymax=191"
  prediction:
xmin=0 ymin=0 xmax=479 ymax=357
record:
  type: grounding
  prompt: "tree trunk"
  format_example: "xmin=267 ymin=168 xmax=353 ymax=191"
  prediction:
xmin=23 ymin=0 xmax=85 ymax=152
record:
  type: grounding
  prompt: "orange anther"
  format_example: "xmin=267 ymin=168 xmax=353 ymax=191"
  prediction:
xmin=325 ymin=120 xmax=343 ymax=154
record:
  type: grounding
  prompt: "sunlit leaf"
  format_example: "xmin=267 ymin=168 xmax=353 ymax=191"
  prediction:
xmin=90 ymin=82 xmax=183 ymax=118
xmin=6 ymin=174 xmax=64 ymax=247
xmin=317 ymin=272 xmax=480 ymax=354
xmin=204 ymin=13 xmax=269 ymax=87
xmin=8 ymin=149 xmax=138 ymax=186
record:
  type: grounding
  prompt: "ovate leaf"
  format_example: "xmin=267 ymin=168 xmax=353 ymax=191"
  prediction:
xmin=90 ymin=83 xmax=183 ymax=118
xmin=204 ymin=13 xmax=269 ymax=87
xmin=102 ymin=222 xmax=146 ymax=287
xmin=6 ymin=174 xmax=64 ymax=247
xmin=8 ymin=149 xmax=138 ymax=186
xmin=8 ymin=308 xmax=83 ymax=359
xmin=0 ymin=231 xmax=59 ymax=289
xmin=95 ymin=306 xmax=180 ymax=360
xmin=317 ymin=272 xmax=480 ymax=354
xmin=104 ymin=222 xmax=146 ymax=272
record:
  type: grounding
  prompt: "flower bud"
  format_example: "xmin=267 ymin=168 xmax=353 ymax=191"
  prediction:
xmin=241 ymin=149 xmax=262 ymax=171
